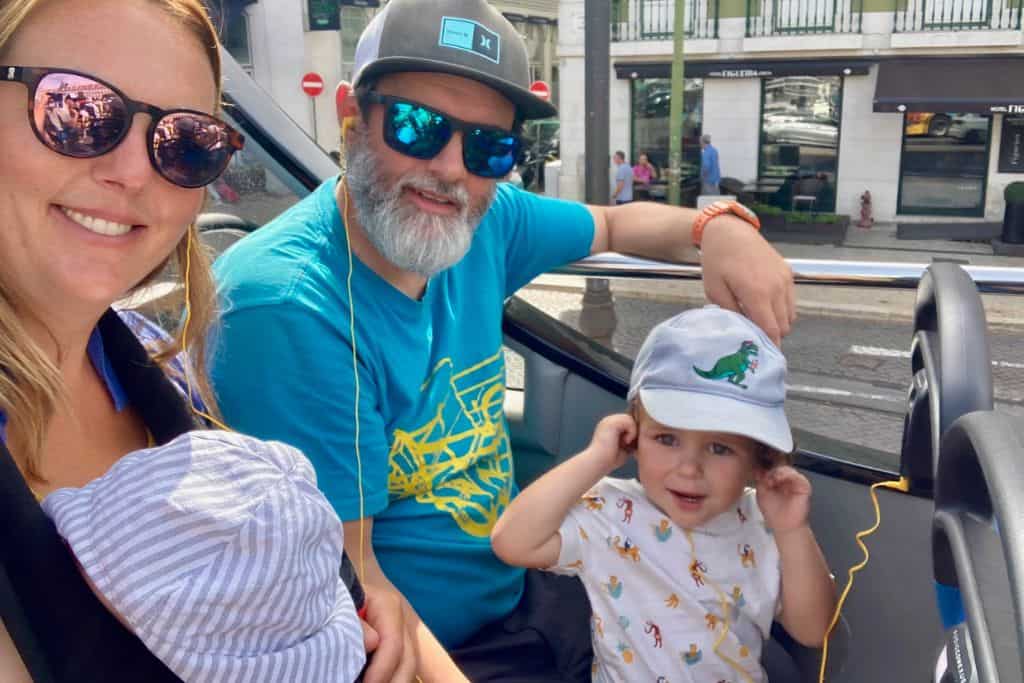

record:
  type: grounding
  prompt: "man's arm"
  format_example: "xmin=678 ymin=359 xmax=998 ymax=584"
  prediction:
xmin=492 ymin=414 xmax=635 ymax=568
xmin=344 ymin=519 xmax=469 ymax=683
xmin=586 ymin=203 xmax=795 ymax=343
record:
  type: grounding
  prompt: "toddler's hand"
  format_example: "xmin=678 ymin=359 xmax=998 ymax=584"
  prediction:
xmin=587 ymin=413 xmax=637 ymax=473
xmin=755 ymin=466 xmax=811 ymax=534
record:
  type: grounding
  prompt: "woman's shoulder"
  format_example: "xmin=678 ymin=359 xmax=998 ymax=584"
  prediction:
xmin=115 ymin=308 xmax=172 ymax=347
xmin=113 ymin=308 xmax=205 ymax=411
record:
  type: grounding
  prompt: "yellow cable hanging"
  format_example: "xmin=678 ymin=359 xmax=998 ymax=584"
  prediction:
xmin=818 ymin=476 xmax=910 ymax=683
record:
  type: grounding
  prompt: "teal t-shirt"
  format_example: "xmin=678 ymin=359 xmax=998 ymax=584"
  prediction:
xmin=211 ymin=177 xmax=594 ymax=647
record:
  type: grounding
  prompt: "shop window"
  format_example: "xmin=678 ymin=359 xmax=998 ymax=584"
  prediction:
xmin=612 ymin=0 xmax=630 ymax=23
xmin=630 ymin=78 xmax=704 ymax=201
xmin=341 ymin=8 xmax=376 ymax=81
xmin=758 ymin=75 xmax=841 ymax=213
xmin=210 ymin=4 xmax=253 ymax=69
xmin=898 ymin=113 xmax=991 ymax=217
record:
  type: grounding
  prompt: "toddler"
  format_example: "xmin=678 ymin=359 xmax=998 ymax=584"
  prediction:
xmin=492 ymin=306 xmax=836 ymax=682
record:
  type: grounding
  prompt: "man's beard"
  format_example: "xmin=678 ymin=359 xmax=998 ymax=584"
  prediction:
xmin=344 ymin=124 xmax=495 ymax=279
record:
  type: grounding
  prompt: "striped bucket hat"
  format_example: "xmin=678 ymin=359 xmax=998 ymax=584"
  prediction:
xmin=42 ymin=431 xmax=365 ymax=682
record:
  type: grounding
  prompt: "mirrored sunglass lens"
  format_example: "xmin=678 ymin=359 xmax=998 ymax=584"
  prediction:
xmin=33 ymin=73 xmax=126 ymax=157
xmin=465 ymin=129 xmax=518 ymax=178
xmin=153 ymin=112 xmax=233 ymax=188
xmin=388 ymin=102 xmax=450 ymax=159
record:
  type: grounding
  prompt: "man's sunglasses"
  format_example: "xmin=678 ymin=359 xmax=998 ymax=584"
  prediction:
xmin=358 ymin=90 xmax=520 ymax=179
xmin=1 ymin=66 xmax=244 ymax=189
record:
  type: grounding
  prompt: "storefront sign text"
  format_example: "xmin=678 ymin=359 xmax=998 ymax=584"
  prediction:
xmin=999 ymin=116 xmax=1024 ymax=173
xmin=707 ymin=69 xmax=774 ymax=79
xmin=308 ymin=0 xmax=340 ymax=31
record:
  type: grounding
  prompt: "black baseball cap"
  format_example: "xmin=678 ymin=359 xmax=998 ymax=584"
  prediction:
xmin=352 ymin=0 xmax=557 ymax=120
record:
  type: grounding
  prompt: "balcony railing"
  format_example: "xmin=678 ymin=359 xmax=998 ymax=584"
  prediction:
xmin=894 ymin=0 xmax=1021 ymax=31
xmin=746 ymin=0 xmax=863 ymax=35
xmin=611 ymin=0 xmax=720 ymax=41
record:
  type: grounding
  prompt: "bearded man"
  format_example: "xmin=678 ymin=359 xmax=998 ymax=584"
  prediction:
xmin=211 ymin=1 xmax=795 ymax=681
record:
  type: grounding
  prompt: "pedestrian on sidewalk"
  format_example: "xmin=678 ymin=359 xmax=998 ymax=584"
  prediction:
xmin=633 ymin=151 xmax=658 ymax=200
xmin=701 ymin=134 xmax=721 ymax=196
xmin=612 ymin=150 xmax=634 ymax=204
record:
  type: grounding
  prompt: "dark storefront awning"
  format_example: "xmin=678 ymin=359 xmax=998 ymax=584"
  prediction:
xmin=614 ymin=58 xmax=872 ymax=81
xmin=874 ymin=57 xmax=1024 ymax=114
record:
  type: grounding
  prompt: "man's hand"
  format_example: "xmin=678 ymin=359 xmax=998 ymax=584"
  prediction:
xmin=360 ymin=583 xmax=417 ymax=683
xmin=699 ymin=216 xmax=796 ymax=344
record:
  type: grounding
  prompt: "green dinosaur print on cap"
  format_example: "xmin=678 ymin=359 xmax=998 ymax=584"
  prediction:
xmin=693 ymin=341 xmax=759 ymax=389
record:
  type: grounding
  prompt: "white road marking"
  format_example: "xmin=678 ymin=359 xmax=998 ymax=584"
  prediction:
xmin=850 ymin=345 xmax=910 ymax=359
xmin=850 ymin=345 xmax=1024 ymax=370
xmin=787 ymin=384 xmax=900 ymax=403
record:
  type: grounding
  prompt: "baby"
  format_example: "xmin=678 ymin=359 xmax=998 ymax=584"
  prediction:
xmin=41 ymin=430 xmax=366 ymax=683
xmin=492 ymin=305 xmax=836 ymax=682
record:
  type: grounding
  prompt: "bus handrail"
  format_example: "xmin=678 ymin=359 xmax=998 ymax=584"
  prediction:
xmin=557 ymin=253 xmax=1024 ymax=295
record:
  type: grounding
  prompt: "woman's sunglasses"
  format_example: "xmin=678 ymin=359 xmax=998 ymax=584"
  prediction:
xmin=358 ymin=90 xmax=520 ymax=179
xmin=1 ymin=66 xmax=244 ymax=189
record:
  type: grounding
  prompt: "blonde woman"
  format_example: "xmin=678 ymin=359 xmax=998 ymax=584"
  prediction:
xmin=0 ymin=1 xmax=406 ymax=681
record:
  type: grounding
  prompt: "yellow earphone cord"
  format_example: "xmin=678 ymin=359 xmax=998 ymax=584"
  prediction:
xmin=179 ymin=195 xmax=368 ymax=585
xmin=683 ymin=529 xmax=756 ymax=683
xmin=818 ymin=476 xmax=909 ymax=682
xmin=181 ymin=186 xmax=429 ymax=681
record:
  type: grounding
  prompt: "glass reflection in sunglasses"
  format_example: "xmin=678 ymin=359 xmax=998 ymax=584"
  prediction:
xmin=359 ymin=90 xmax=520 ymax=179
xmin=2 ymin=66 xmax=243 ymax=188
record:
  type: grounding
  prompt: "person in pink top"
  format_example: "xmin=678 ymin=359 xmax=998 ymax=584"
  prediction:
xmin=633 ymin=152 xmax=658 ymax=199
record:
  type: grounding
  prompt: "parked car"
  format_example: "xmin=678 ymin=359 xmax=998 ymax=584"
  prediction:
xmin=522 ymin=117 xmax=560 ymax=158
xmin=518 ymin=117 xmax=559 ymax=191
xmin=947 ymin=114 xmax=990 ymax=144
xmin=763 ymin=113 xmax=839 ymax=148
xmin=905 ymin=112 xmax=953 ymax=137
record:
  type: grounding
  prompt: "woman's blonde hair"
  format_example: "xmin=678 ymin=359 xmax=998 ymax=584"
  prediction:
xmin=0 ymin=0 xmax=224 ymax=479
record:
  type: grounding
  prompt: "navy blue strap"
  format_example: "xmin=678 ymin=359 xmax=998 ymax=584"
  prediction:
xmin=0 ymin=311 xmax=184 ymax=682
xmin=0 ymin=449 xmax=55 ymax=683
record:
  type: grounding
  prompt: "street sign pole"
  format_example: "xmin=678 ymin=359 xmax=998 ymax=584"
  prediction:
xmin=667 ymin=0 xmax=686 ymax=206
xmin=584 ymin=0 xmax=610 ymax=206
xmin=580 ymin=0 xmax=617 ymax=347
xmin=302 ymin=73 xmax=326 ymax=139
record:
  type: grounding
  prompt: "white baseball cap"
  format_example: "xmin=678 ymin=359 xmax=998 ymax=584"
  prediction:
xmin=628 ymin=306 xmax=793 ymax=453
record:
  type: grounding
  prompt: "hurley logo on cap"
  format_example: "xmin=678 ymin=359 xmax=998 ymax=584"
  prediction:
xmin=693 ymin=341 xmax=759 ymax=389
xmin=439 ymin=16 xmax=501 ymax=64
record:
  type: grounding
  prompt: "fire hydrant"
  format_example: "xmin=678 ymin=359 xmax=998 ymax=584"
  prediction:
xmin=858 ymin=190 xmax=874 ymax=228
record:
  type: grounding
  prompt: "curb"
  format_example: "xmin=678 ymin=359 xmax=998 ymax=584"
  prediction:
xmin=526 ymin=281 xmax=915 ymax=322
xmin=523 ymin=279 xmax=1024 ymax=330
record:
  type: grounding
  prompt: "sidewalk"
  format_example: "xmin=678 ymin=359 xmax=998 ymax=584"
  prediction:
xmin=124 ymin=221 xmax=1024 ymax=328
xmin=527 ymin=222 xmax=1024 ymax=328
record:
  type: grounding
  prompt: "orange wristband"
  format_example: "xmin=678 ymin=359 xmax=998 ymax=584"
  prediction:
xmin=691 ymin=200 xmax=761 ymax=248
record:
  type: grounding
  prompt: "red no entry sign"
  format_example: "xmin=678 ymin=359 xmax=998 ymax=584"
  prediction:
xmin=529 ymin=80 xmax=551 ymax=102
xmin=302 ymin=72 xmax=325 ymax=97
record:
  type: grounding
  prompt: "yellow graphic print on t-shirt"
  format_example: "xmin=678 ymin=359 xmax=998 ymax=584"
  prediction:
xmin=387 ymin=351 xmax=512 ymax=537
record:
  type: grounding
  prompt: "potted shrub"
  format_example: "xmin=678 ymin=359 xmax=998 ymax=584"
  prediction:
xmin=1002 ymin=182 xmax=1024 ymax=244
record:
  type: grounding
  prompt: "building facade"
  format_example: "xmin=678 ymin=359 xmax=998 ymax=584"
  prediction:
xmin=558 ymin=0 xmax=1024 ymax=226
xmin=216 ymin=0 xmax=558 ymax=154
